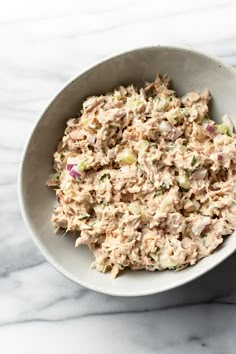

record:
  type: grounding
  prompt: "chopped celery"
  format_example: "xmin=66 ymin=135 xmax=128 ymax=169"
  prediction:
xmin=216 ymin=124 xmax=229 ymax=135
xmin=137 ymin=140 xmax=149 ymax=152
xmin=78 ymin=161 xmax=87 ymax=171
xmin=117 ymin=149 xmax=137 ymax=165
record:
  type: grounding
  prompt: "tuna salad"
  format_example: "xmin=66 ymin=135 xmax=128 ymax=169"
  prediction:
xmin=47 ymin=74 xmax=236 ymax=278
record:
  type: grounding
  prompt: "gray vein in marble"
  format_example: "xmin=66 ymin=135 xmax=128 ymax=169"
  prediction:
xmin=0 ymin=301 xmax=234 ymax=328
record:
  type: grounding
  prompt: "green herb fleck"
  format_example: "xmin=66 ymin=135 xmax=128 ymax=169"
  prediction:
xmin=155 ymin=183 xmax=166 ymax=197
xmin=102 ymin=201 xmax=108 ymax=206
xmin=147 ymin=264 xmax=154 ymax=269
xmin=169 ymin=143 xmax=176 ymax=149
xmin=183 ymin=111 xmax=190 ymax=118
xmin=232 ymin=200 xmax=236 ymax=206
xmin=119 ymin=213 xmax=125 ymax=218
xmin=95 ymin=234 xmax=100 ymax=238
xmin=185 ymin=169 xmax=191 ymax=178
xmin=60 ymin=153 xmax=65 ymax=159
xmin=100 ymin=173 xmax=107 ymax=181
xmin=193 ymin=164 xmax=201 ymax=172
xmin=200 ymin=233 xmax=207 ymax=238
xmin=174 ymin=117 xmax=178 ymax=122
xmin=169 ymin=96 xmax=173 ymax=102
xmin=191 ymin=155 xmax=197 ymax=166
xmin=118 ymin=263 xmax=124 ymax=269
xmin=151 ymin=143 xmax=157 ymax=147
xmin=102 ymin=99 xmax=107 ymax=108
xmin=149 ymin=181 xmax=154 ymax=185
xmin=54 ymin=172 xmax=61 ymax=181
xmin=173 ymin=266 xmax=177 ymax=270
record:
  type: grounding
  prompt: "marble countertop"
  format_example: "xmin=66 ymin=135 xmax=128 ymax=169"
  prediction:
xmin=1 ymin=0 xmax=236 ymax=353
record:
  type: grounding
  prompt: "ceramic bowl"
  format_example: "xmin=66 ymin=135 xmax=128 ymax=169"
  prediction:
xmin=19 ymin=46 xmax=236 ymax=296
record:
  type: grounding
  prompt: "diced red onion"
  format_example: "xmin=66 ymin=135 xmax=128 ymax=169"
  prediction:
xmin=69 ymin=169 xmax=81 ymax=179
xmin=67 ymin=163 xmax=75 ymax=171
xmin=206 ymin=125 xmax=215 ymax=133
xmin=218 ymin=154 xmax=223 ymax=161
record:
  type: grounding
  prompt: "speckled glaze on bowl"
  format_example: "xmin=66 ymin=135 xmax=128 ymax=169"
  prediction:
xmin=19 ymin=46 xmax=236 ymax=296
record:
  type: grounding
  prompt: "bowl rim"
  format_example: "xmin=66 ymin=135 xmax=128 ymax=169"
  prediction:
xmin=18 ymin=45 xmax=236 ymax=296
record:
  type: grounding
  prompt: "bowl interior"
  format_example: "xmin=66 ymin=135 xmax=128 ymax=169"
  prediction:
xmin=20 ymin=47 xmax=236 ymax=296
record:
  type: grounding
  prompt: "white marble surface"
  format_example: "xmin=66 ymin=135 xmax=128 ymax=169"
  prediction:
xmin=1 ymin=0 xmax=236 ymax=353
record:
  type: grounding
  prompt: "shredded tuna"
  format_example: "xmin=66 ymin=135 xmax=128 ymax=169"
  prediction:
xmin=47 ymin=74 xmax=236 ymax=278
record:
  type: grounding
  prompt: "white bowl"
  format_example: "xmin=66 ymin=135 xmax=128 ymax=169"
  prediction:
xmin=19 ymin=46 xmax=236 ymax=296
